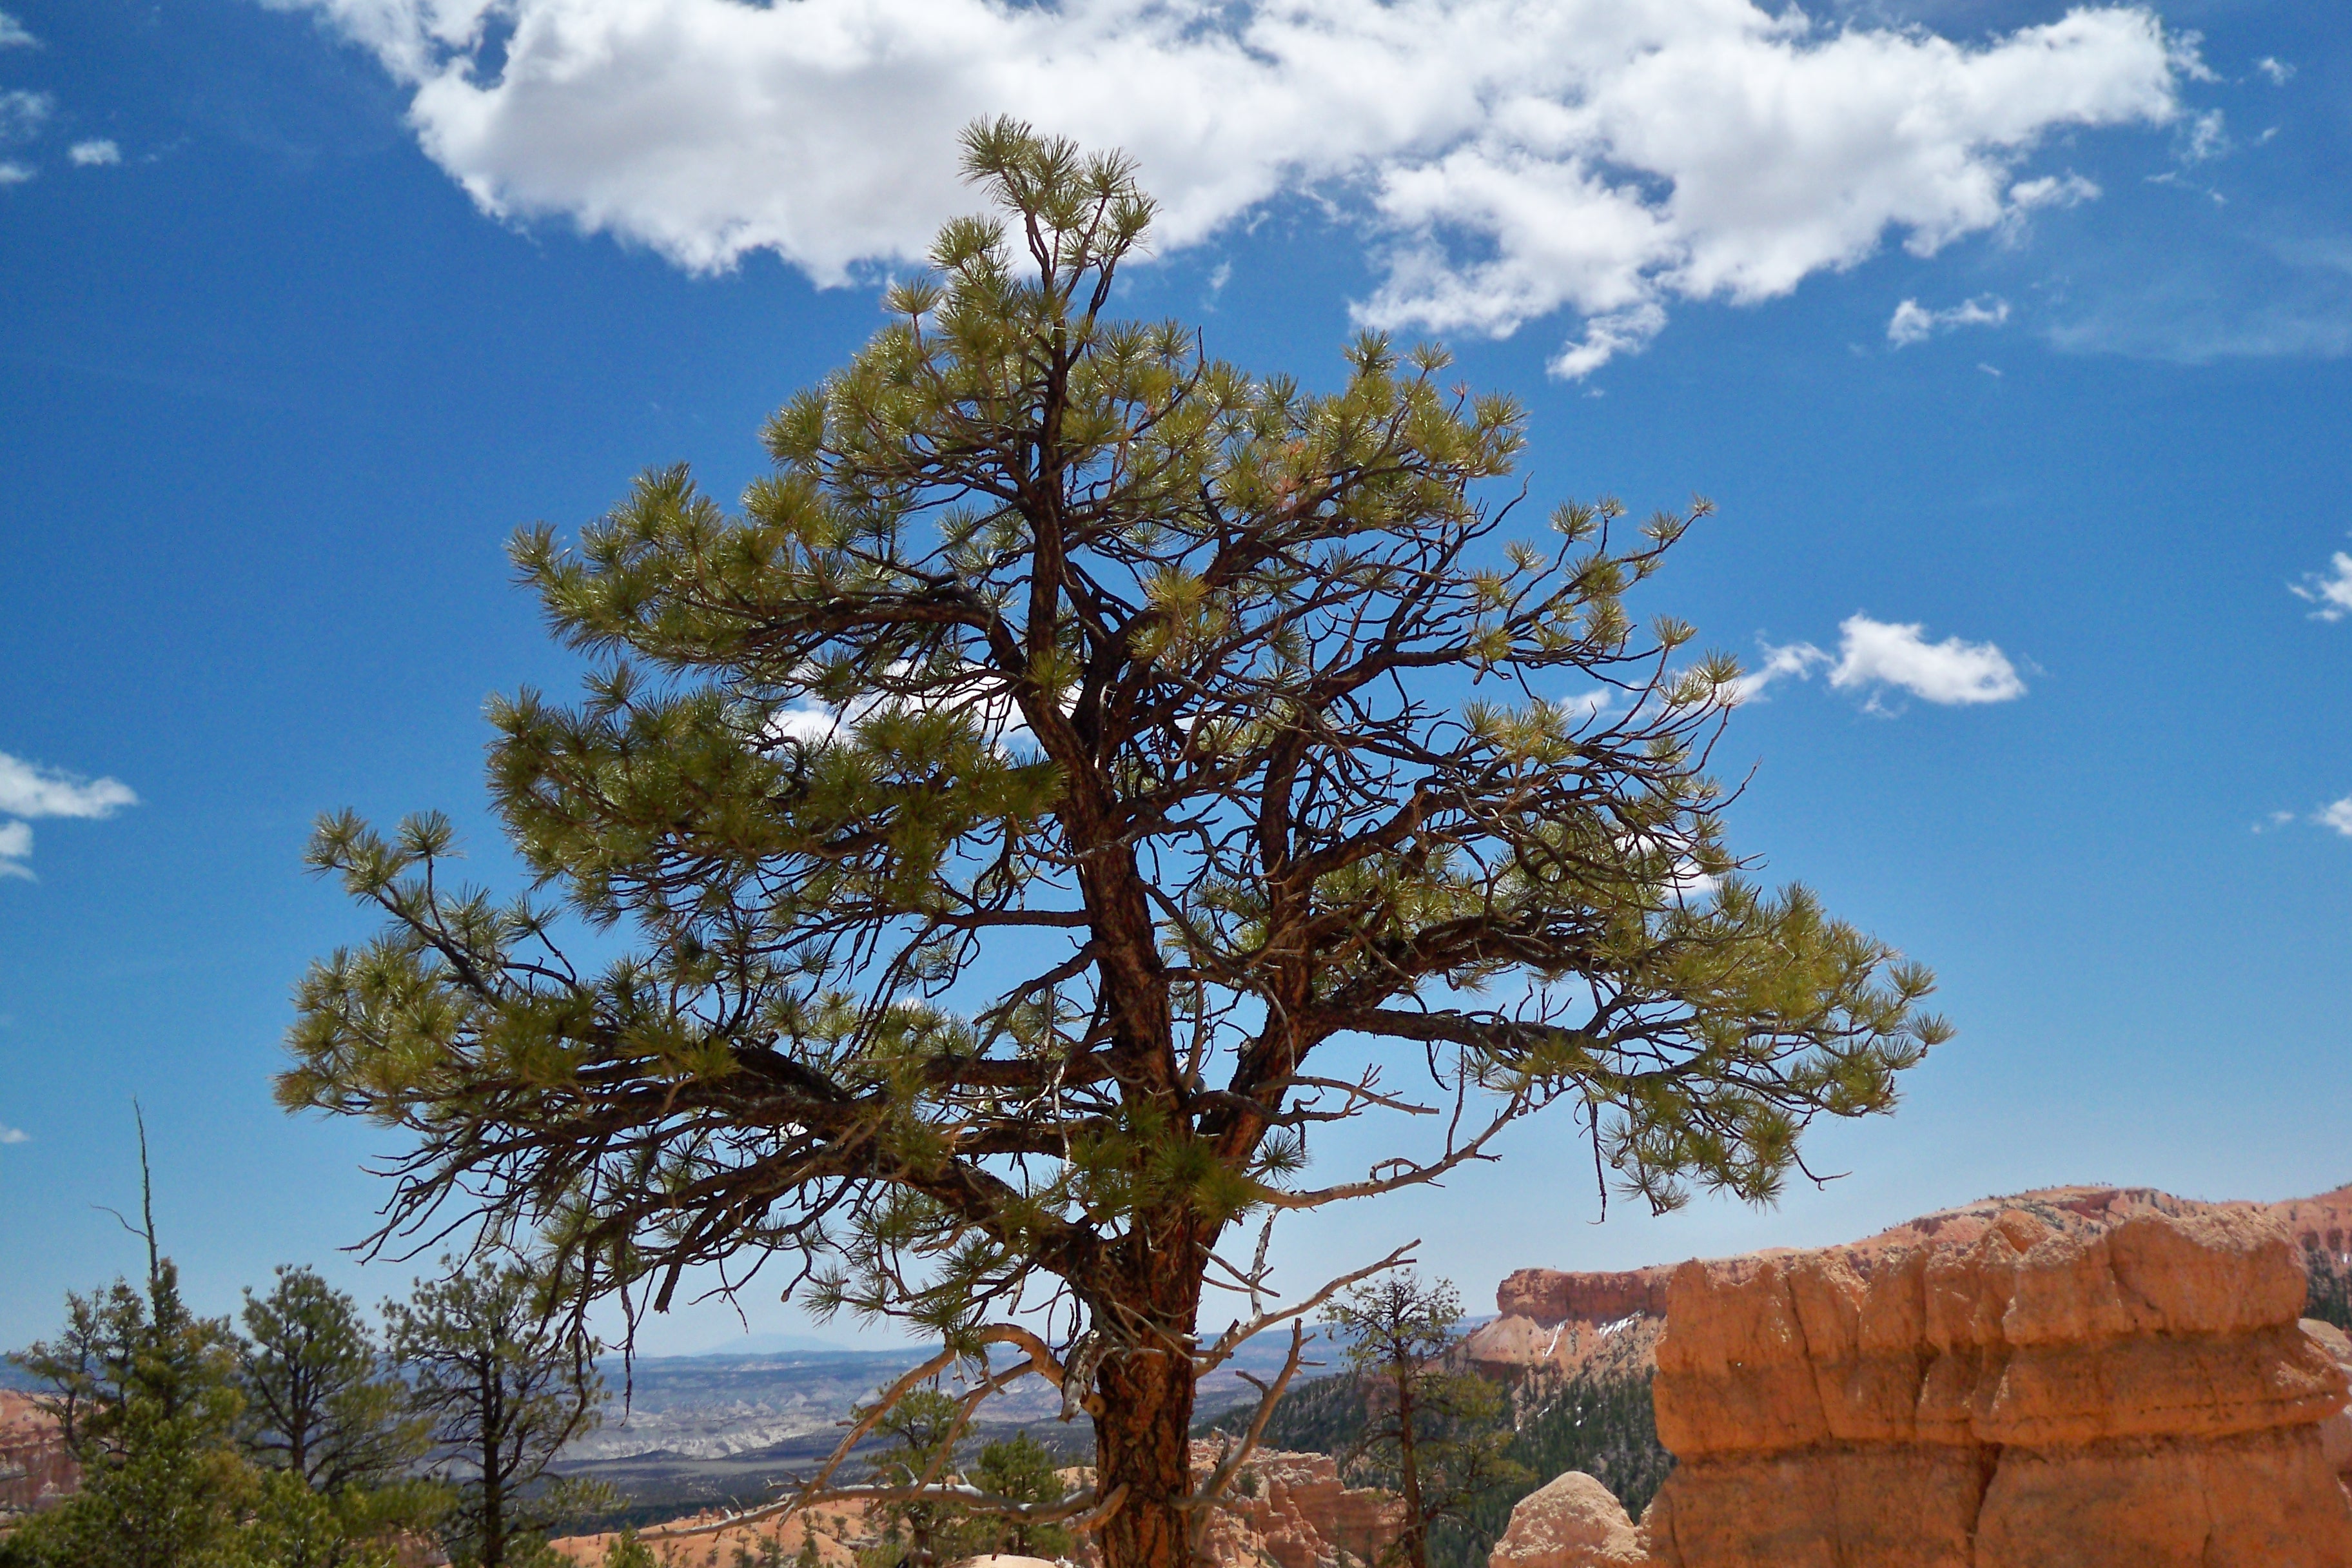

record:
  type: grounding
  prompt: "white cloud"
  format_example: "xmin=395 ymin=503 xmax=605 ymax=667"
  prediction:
xmin=1729 ymin=640 xmax=1828 ymax=703
xmin=0 ymin=819 xmax=32 ymax=880
xmin=2180 ymin=107 xmax=2226 ymax=162
xmin=0 ymin=1123 xmax=28 ymax=1145
xmin=2324 ymin=796 xmax=2352 ymax=838
xmin=1888 ymin=294 xmax=2010 ymax=347
xmin=0 ymin=86 xmax=48 ymax=141
xmin=0 ymin=160 xmax=30 ymax=185
xmin=0 ymin=752 xmax=139 ymax=819
xmin=0 ymin=10 xmax=32 ymax=48
xmin=2255 ymin=57 xmax=2293 ymax=86
xmin=0 ymin=754 xmax=135 ymax=883
xmin=1992 ymin=170 xmax=2101 ymax=247
xmin=1730 ymin=617 xmax=2024 ymax=709
xmin=68 ymin=139 xmax=121 ymax=167
xmin=275 ymin=0 xmax=2184 ymax=375
xmin=1827 ymin=614 xmax=2026 ymax=706
xmin=2292 ymin=551 xmax=2352 ymax=622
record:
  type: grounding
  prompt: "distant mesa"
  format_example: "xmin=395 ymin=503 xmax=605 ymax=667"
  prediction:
xmin=685 ymin=1331 xmax=877 ymax=1358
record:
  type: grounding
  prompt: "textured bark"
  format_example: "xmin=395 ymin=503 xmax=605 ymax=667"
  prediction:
xmin=1092 ymin=1210 xmax=1207 ymax=1568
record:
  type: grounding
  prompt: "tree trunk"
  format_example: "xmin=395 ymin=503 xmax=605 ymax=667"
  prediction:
xmin=1395 ymin=1369 xmax=1426 ymax=1568
xmin=481 ymin=1361 xmax=507 ymax=1568
xmin=1090 ymin=1223 xmax=1206 ymax=1568
xmin=1092 ymin=1340 xmax=1197 ymax=1568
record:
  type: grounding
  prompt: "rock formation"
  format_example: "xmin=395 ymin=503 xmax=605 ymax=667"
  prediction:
xmin=1466 ymin=1270 xmax=1669 ymax=1384
xmin=1199 ymin=1446 xmax=1403 ymax=1568
xmin=1484 ymin=1185 xmax=2352 ymax=1568
xmin=1486 ymin=1471 xmax=1647 ymax=1568
xmin=0 ymin=1391 xmax=76 ymax=1518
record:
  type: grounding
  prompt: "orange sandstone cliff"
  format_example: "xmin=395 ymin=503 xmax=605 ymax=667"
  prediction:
xmin=1488 ymin=1184 xmax=2352 ymax=1568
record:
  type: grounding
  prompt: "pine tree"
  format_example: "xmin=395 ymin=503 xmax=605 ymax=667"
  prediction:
xmin=972 ymin=1433 xmax=1072 ymax=1558
xmin=282 ymin=119 xmax=1948 ymax=1568
xmin=604 ymin=1527 xmax=661 ymax=1568
xmin=380 ymin=1257 xmax=610 ymax=1568
xmin=7 ymin=1122 xmax=253 ymax=1568
xmin=861 ymin=1387 xmax=984 ymax=1568
xmin=238 ymin=1264 xmax=443 ymax=1556
xmin=1326 ymin=1276 xmax=1526 ymax=1568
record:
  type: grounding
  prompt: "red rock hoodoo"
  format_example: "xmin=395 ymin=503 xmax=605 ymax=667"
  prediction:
xmin=1197 ymin=1446 xmax=1404 ymax=1568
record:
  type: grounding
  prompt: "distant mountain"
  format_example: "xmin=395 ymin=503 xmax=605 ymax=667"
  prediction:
xmin=684 ymin=1331 xmax=875 ymax=1357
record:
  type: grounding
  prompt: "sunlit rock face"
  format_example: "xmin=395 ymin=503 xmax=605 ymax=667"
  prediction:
xmin=1466 ymin=1267 xmax=1672 ymax=1384
xmin=1488 ymin=1471 xmax=1649 ymax=1568
xmin=1487 ymin=1186 xmax=2352 ymax=1568
xmin=0 ymin=1391 xmax=77 ymax=1518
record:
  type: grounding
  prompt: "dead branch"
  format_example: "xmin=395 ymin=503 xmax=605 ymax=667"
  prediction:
xmin=1193 ymin=1242 xmax=1415 ymax=1375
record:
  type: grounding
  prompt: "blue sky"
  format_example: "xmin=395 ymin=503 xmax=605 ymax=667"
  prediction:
xmin=3 ymin=0 xmax=2349 ymax=1357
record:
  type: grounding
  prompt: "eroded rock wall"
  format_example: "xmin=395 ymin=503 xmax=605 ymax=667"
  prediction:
xmin=1467 ymin=1271 xmax=1669 ymax=1384
xmin=1197 ymin=1446 xmax=1404 ymax=1568
xmin=0 ymin=1391 xmax=77 ymax=1518
xmin=1640 ymin=1191 xmax=2352 ymax=1567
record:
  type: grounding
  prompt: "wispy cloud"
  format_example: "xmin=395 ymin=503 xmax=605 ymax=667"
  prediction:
xmin=0 ymin=1122 xmax=28 ymax=1145
xmin=275 ymin=0 xmax=2185 ymax=377
xmin=0 ymin=752 xmax=138 ymax=883
xmin=0 ymin=819 xmax=32 ymax=879
xmin=0 ymin=87 xmax=48 ymax=141
xmin=2179 ymin=108 xmax=2228 ymax=163
xmin=2292 ymin=550 xmax=2352 ymax=622
xmin=0 ymin=752 xmax=139 ymax=819
xmin=0 ymin=10 xmax=34 ymax=48
xmin=2254 ymin=57 xmax=2293 ymax=86
xmin=1734 ymin=616 xmax=2026 ymax=711
xmin=0 ymin=161 xmax=30 ymax=185
xmin=1888 ymin=295 xmax=2010 ymax=348
xmin=68 ymin=139 xmax=121 ymax=167
xmin=1730 ymin=641 xmax=1830 ymax=703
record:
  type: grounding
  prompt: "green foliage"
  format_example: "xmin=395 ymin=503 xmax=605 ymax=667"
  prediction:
xmin=382 ymin=1256 xmax=611 ymax=1568
xmin=6 ymin=1123 xmax=443 ymax=1568
xmin=7 ymin=1260 xmax=255 ymax=1568
xmin=861 ymin=1387 xmax=986 ymax=1568
xmin=972 ymin=1432 xmax=1072 ymax=1558
xmin=729 ymin=1531 xmax=787 ymax=1568
xmin=1199 ymin=1367 xmax=1366 ymax=1455
xmin=606 ymin=1527 xmax=662 ymax=1568
xmin=238 ymin=1263 xmax=444 ymax=1554
xmin=279 ymin=117 xmax=1946 ymax=1568
xmin=1427 ymin=1368 xmax=1673 ymax=1568
xmin=1209 ymin=1360 xmax=1672 ymax=1568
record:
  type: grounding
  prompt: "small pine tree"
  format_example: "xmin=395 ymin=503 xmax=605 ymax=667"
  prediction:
xmin=382 ymin=1256 xmax=611 ymax=1568
xmin=972 ymin=1433 xmax=1071 ymax=1558
xmin=1328 ymin=1275 xmax=1528 ymax=1568
xmin=239 ymin=1263 xmax=444 ymax=1555
xmin=605 ymin=1527 xmax=661 ymax=1568
xmin=8 ymin=1210 xmax=253 ymax=1567
xmin=863 ymin=1387 xmax=985 ymax=1568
